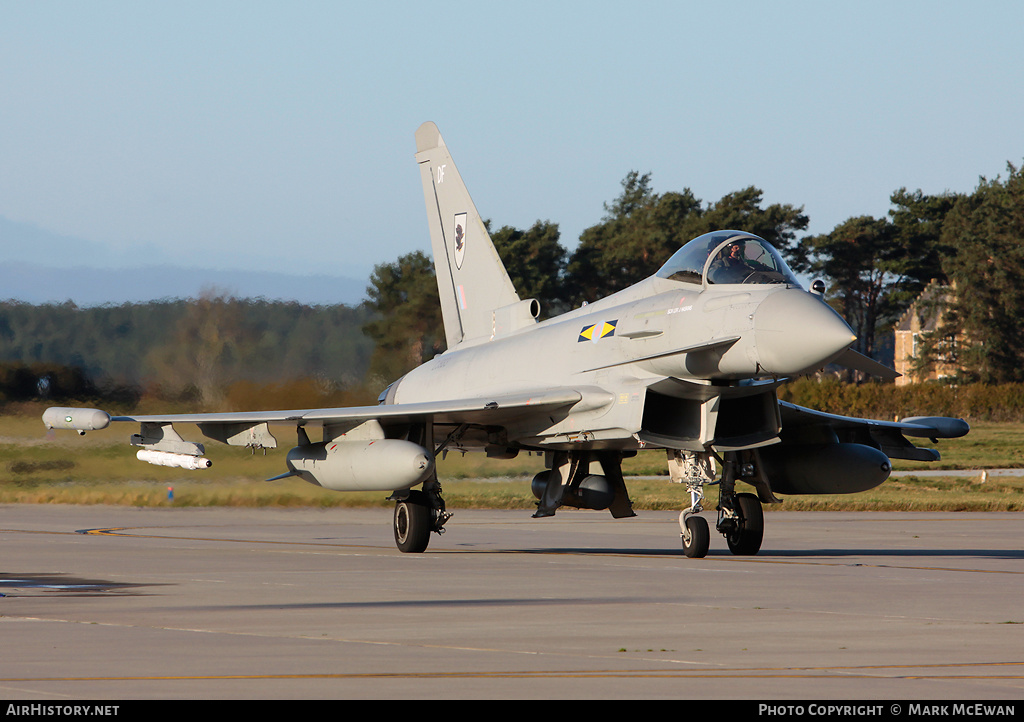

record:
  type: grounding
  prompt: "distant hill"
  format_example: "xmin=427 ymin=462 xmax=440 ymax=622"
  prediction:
xmin=0 ymin=261 xmax=368 ymax=307
xmin=0 ymin=215 xmax=370 ymax=306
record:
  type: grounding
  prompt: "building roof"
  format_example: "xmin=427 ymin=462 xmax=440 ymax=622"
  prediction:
xmin=895 ymin=280 xmax=953 ymax=332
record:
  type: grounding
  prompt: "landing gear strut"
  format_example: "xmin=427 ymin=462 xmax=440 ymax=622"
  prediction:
xmin=390 ymin=478 xmax=451 ymax=553
xmin=672 ymin=449 xmax=765 ymax=557
xmin=389 ymin=420 xmax=454 ymax=553
xmin=715 ymin=454 xmax=764 ymax=556
xmin=672 ymin=449 xmax=714 ymax=558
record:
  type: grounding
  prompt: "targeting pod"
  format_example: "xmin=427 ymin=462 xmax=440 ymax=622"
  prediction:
xmin=531 ymin=472 xmax=616 ymax=510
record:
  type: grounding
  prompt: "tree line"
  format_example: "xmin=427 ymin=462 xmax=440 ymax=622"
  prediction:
xmin=3 ymin=160 xmax=1022 ymax=411
xmin=0 ymin=296 xmax=376 ymax=408
xmin=367 ymin=163 xmax=1024 ymax=384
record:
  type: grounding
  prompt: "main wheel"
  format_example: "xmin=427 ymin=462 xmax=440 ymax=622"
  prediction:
xmin=394 ymin=493 xmax=432 ymax=553
xmin=725 ymin=492 xmax=764 ymax=555
xmin=682 ymin=515 xmax=710 ymax=558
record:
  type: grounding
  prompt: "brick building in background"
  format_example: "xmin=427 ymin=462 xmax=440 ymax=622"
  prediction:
xmin=893 ymin=281 xmax=959 ymax=386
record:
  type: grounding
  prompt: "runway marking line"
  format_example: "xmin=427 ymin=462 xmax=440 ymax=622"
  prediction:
xmin=77 ymin=526 xmax=386 ymax=550
xmin=64 ymin=527 xmax=1024 ymax=576
xmin=3 ymin=525 xmax=1020 ymax=576
xmin=3 ymin=661 xmax=1024 ymax=683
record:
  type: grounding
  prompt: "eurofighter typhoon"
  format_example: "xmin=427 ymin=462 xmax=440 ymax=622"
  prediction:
xmin=44 ymin=122 xmax=969 ymax=557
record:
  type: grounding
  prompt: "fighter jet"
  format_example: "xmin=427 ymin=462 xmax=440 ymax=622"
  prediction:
xmin=43 ymin=122 xmax=969 ymax=557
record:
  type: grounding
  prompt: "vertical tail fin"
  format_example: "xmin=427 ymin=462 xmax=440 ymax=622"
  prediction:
xmin=415 ymin=122 xmax=521 ymax=349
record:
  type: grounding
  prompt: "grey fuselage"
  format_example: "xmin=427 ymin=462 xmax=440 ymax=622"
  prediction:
xmin=391 ymin=274 xmax=852 ymax=452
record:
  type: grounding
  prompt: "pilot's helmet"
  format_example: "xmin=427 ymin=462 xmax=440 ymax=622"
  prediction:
xmin=717 ymin=240 xmax=743 ymax=259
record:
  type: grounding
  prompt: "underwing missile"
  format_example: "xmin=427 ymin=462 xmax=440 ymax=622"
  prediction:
xmin=136 ymin=449 xmax=213 ymax=470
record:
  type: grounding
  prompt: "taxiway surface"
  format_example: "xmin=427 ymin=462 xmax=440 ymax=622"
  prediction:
xmin=1 ymin=505 xmax=1022 ymax=699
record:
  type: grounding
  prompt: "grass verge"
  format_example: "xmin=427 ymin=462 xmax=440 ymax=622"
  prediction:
xmin=2 ymin=413 xmax=1022 ymax=511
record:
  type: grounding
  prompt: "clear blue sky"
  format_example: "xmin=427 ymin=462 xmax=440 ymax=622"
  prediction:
xmin=2 ymin=1 xmax=1022 ymax=291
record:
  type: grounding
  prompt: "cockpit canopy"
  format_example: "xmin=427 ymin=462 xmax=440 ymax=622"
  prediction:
xmin=655 ymin=231 xmax=802 ymax=288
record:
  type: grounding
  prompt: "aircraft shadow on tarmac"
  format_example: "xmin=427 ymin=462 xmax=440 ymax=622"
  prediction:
xmin=189 ymin=596 xmax=655 ymax=612
xmin=0 ymin=572 xmax=161 ymax=596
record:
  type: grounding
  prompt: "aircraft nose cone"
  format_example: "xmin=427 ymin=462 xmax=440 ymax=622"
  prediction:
xmin=753 ymin=289 xmax=856 ymax=375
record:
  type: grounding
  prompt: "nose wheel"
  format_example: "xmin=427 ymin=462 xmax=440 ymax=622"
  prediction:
xmin=681 ymin=514 xmax=710 ymax=558
xmin=679 ymin=473 xmax=711 ymax=558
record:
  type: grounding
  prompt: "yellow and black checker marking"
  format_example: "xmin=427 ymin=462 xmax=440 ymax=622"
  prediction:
xmin=578 ymin=320 xmax=617 ymax=343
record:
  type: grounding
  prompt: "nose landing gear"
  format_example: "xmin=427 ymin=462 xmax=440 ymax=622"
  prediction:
xmin=672 ymin=450 xmax=766 ymax=558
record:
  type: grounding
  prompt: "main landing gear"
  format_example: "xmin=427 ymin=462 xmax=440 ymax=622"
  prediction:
xmin=672 ymin=449 xmax=765 ymax=558
xmin=389 ymin=421 xmax=455 ymax=553
xmin=389 ymin=478 xmax=451 ymax=553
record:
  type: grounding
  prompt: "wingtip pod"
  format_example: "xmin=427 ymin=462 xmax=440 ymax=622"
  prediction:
xmin=42 ymin=407 xmax=110 ymax=432
xmin=899 ymin=416 xmax=971 ymax=439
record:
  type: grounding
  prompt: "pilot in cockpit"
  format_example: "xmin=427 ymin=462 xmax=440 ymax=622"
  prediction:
xmin=709 ymin=241 xmax=753 ymax=283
